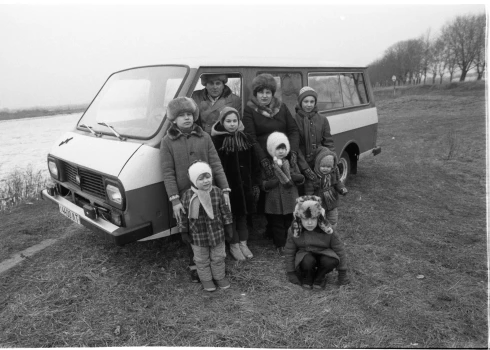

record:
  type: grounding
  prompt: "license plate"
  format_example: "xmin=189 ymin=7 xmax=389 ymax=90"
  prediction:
xmin=59 ymin=204 xmax=81 ymax=225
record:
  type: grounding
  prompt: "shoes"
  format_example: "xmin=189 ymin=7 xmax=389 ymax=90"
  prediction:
xmin=239 ymin=241 xmax=253 ymax=259
xmin=313 ymin=275 xmax=326 ymax=289
xmin=201 ymin=280 xmax=216 ymax=292
xmin=190 ymin=268 xmax=200 ymax=283
xmin=302 ymin=283 xmax=313 ymax=290
xmin=215 ymin=277 xmax=231 ymax=289
xmin=276 ymin=246 xmax=286 ymax=257
xmin=230 ymin=243 xmax=246 ymax=261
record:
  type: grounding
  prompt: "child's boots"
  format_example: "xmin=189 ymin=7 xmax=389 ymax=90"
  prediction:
xmin=230 ymin=243 xmax=246 ymax=261
xmin=239 ymin=241 xmax=253 ymax=259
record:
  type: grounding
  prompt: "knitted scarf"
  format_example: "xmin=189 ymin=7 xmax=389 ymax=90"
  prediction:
xmin=211 ymin=122 xmax=254 ymax=154
xmin=246 ymin=96 xmax=282 ymax=118
xmin=188 ymin=186 xmax=214 ymax=220
xmin=295 ymin=104 xmax=319 ymax=163
xmin=272 ymin=158 xmax=292 ymax=185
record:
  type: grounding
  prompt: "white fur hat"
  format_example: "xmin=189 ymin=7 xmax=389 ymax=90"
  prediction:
xmin=266 ymin=132 xmax=290 ymax=158
xmin=188 ymin=161 xmax=212 ymax=187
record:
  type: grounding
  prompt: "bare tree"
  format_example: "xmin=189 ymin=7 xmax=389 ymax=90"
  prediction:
xmin=441 ymin=14 xmax=485 ymax=81
xmin=474 ymin=13 xmax=486 ymax=80
xmin=420 ymin=29 xmax=433 ymax=84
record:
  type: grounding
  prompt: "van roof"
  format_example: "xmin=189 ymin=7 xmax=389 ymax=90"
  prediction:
xmin=149 ymin=57 xmax=366 ymax=69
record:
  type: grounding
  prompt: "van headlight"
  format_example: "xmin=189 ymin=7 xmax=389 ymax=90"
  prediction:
xmin=48 ymin=159 xmax=59 ymax=179
xmin=105 ymin=180 xmax=125 ymax=209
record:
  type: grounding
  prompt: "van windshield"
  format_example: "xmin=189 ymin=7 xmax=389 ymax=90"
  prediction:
xmin=78 ymin=66 xmax=188 ymax=139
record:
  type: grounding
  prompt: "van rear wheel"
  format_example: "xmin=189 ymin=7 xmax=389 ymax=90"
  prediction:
xmin=338 ymin=151 xmax=351 ymax=184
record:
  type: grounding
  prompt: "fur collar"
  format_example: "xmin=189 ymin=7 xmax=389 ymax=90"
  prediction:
xmin=167 ymin=123 xmax=204 ymax=140
xmin=246 ymin=96 xmax=282 ymax=118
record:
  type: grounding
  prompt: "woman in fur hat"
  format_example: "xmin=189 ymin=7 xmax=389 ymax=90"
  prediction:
xmin=262 ymin=131 xmax=304 ymax=255
xmin=211 ymin=107 xmax=259 ymax=261
xmin=312 ymin=147 xmax=348 ymax=229
xmin=284 ymin=195 xmax=350 ymax=289
xmin=160 ymin=97 xmax=231 ymax=283
xmin=243 ymin=73 xmax=301 ymax=244
xmin=293 ymin=86 xmax=335 ymax=195
xmin=191 ymin=74 xmax=242 ymax=134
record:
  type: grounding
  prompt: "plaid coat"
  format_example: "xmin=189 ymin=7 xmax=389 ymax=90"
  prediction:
xmin=179 ymin=186 xmax=233 ymax=247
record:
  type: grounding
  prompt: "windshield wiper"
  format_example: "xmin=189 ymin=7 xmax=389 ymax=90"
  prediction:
xmin=79 ymin=123 xmax=102 ymax=137
xmin=97 ymin=122 xmax=127 ymax=141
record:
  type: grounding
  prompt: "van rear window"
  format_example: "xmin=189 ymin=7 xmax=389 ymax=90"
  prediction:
xmin=308 ymin=72 xmax=369 ymax=111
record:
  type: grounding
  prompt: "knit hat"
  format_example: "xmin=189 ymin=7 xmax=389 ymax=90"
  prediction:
xmin=298 ymin=86 xmax=318 ymax=105
xmin=252 ymin=73 xmax=277 ymax=96
xmin=218 ymin=106 xmax=241 ymax=125
xmin=292 ymin=195 xmax=332 ymax=236
xmin=266 ymin=132 xmax=290 ymax=158
xmin=314 ymin=147 xmax=338 ymax=176
xmin=201 ymin=74 xmax=228 ymax=86
xmin=188 ymin=161 xmax=212 ymax=188
xmin=320 ymin=155 xmax=335 ymax=168
xmin=166 ymin=97 xmax=199 ymax=122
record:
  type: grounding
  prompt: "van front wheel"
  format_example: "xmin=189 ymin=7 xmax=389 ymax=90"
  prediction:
xmin=338 ymin=151 xmax=351 ymax=184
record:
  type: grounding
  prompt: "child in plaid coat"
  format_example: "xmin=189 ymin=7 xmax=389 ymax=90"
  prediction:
xmin=179 ymin=161 xmax=234 ymax=292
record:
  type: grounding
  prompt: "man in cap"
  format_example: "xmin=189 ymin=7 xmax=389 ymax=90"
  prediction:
xmin=191 ymin=74 xmax=242 ymax=134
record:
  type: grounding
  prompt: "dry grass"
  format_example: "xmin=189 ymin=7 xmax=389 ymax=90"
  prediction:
xmin=0 ymin=82 xmax=487 ymax=348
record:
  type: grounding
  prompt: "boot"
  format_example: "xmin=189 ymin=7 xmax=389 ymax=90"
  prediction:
xmin=239 ymin=241 xmax=253 ymax=259
xmin=230 ymin=243 xmax=246 ymax=261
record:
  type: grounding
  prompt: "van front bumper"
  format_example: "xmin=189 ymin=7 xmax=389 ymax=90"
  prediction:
xmin=40 ymin=189 xmax=152 ymax=245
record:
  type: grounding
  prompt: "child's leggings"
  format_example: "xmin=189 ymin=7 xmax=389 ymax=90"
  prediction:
xmin=300 ymin=253 xmax=338 ymax=285
xmin=191 ymin=241 xmax=226 ymax=282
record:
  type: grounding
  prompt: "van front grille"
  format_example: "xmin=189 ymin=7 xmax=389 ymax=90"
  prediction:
xmin=62 ymin=161 xmax=106 ymax=200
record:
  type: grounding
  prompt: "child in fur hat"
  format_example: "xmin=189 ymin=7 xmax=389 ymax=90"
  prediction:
xmin=312 ymin=147 xmax=348 ymax=229
xmin=262 ymin=131 xmax=305 ymax=256
xmin=284 ymin=195 xmax=350 ymax=289
xmin=160 ymin=97 xmax=232 ymax=284
xmin=179 ymin=161 xmax=234 ymax=292
xmin=293 ymin=86 xmax=335 ymax=195
xmin=211 ymin=107 xmax=259 ymax=261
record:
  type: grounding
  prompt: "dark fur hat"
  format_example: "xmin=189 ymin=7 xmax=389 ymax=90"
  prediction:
xmin=166 ymin=97 xmax=199 ymax=122
xmin=252 ymin=73 xmax=277 ymax=96
xmin=292 ymin=195 xmax=332 ymax=236
xmin=201 ymin=74 xmax=228 ymax=86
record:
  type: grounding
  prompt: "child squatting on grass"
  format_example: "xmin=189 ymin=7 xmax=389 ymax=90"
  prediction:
xmin=211 ymin=106 xmax=258 ymax=261
xmin=312 ymin=147 xmax=348 ymax=230
xmin=284 ymin=195 xmax=350 ymax=289
xmin=179 ymin=161 xmax=234 ymax=292
xmin=262 ymin=132 xmax=305 ymax=256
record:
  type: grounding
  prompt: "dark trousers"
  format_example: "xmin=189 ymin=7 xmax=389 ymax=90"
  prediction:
xmin=265 ymin=213 xmax=293 ymax=248
xmin=300 ymin=253 xmax=338 ymax=285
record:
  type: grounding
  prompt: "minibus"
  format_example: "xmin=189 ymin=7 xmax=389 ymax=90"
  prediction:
xmin=41 ymin=58 xmax=381 ymax=245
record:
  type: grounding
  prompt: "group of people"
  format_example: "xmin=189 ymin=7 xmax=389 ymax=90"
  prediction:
xmin=160 ymin=73 xmax=351 ymax=292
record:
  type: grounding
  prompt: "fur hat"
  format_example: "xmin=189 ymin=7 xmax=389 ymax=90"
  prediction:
xmin=201 ymin=74 xmax=228 ymax=86
xmin=298 ymin=86 xmax=318 ymax=105
xmin=188 ymin=161 xmax=212 ymax=187
xmin=266 ymin=132 xmax=290 ymax=158
xmin=167 ymin=97 xmax=199 ymax=122
xmin=292 ymin=195 xmax=332 ymax=236
xmin=218 ymin=106 xmax=241 ymax=125
xmin=252 ymin=73 xmax=277 ymax=96
xmin=314 ymin=147 xmax=338 ymax=176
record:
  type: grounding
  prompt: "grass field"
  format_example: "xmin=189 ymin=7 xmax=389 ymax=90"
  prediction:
xmin=0 ymin=82 xmax=487 ymax=348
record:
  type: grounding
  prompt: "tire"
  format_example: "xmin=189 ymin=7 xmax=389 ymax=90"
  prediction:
xmin=338 ymin=151 xmax=351 ymax=184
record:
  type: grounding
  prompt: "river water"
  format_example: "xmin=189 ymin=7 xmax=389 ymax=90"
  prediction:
xmin=0 ymin=113 xmax=82 ymax=181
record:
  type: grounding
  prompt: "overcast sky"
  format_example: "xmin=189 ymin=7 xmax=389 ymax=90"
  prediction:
xmin=0 ymin=2 xmax=486 ymax=110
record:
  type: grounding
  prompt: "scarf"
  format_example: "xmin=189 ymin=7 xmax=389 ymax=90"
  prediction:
xmin=272 ymin=159 xmax=292 ymax=185
xmin=246 ymin=96 xmax=282 ymax=118
xmin=188 ymin=186 xmax=214 ymax=220
xmin=295 ymin=104 xmax=319 ymax=163
xmin=211 ymin=122 xmax=254 ymax=154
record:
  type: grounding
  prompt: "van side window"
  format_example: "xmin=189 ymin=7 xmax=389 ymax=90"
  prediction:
xmin=308 ymin=72 xmax=369 ymax=111
xmin=258 ymin=72 xmax=302 ymax=114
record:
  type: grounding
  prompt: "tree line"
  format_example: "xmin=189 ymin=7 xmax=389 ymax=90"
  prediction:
xmin=369 ymin=13 xmax=486 ymax=87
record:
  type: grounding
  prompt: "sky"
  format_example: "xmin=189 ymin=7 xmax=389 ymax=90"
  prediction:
xmin=0 ymin=2 xmax=486 ymax=110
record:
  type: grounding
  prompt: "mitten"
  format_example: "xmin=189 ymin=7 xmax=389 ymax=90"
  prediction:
xmin=283 ymin=180 xmax=294 ymax=189
xmin=303 ymin=168 xmax=317 ymax=181
xmin=337 ymin=270 xmax=351 ymax=285
xmin=260 ymin=158 xmax=274 ymax=179
xmin=252 ymin=185 xmax=261 ymax=203
xmin=287 ymin=271 xmax=301 ymax=285
xmin=291 ymin=174 xmax=305 ymax=185
xmin=340 ymin=187 xmax=348 ymax=196
xmin=290 ymin=151 xmax=298 ymax=167
xmin=181 ymin=232 xmax=192 ymax=244
xmin=263 ymin=179 xmax=279 ymax=191
xmin=224 ymin=224 xmax=234 ymax=240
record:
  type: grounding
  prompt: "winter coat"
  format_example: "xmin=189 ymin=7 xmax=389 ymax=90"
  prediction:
xmin=211 ymin=123 xmax=259 ymax=216
xmin=311 ymin=147 xmax=346 ymax=210
xmin=284 ymin=226 xmax=348 ymax=272
xmin=293 ymin=106 xmax=335 ymax=172
xmin=262 ymin=159 xmax=300 ymax=215
xmin=191 ymin=85 xmax=242 ymax=134
xmin=243 ymin=98 xmax=300 ymax=163
xmin=160 ymin=123 xmax=229 ymax=200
